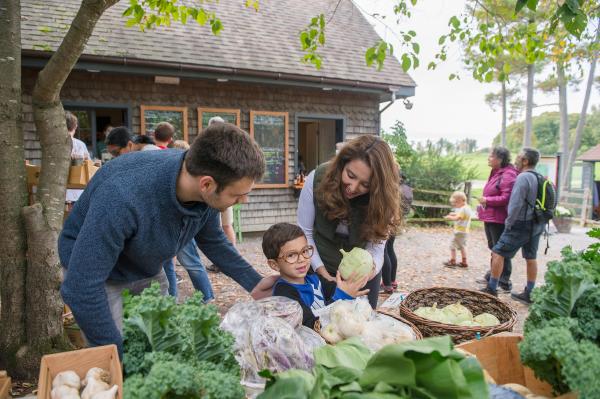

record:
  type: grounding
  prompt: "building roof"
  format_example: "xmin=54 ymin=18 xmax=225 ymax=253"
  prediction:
xmin=578 ymin=144 xmax=600 ymax=162
xmin=21 ymin=0 xmax=416 ymax=93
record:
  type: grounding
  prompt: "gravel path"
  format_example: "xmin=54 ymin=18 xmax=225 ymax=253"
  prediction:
xmin=177 ymin=224 xmax=595 ymax=334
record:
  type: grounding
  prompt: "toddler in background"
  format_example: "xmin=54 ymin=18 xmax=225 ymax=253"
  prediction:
xmin=443 ymin=191 xmax=472 ymax=268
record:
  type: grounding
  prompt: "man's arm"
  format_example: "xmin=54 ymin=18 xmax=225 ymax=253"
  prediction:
xmin=195 ymin=210 xmax=261 ymax=292
xmin=60 ymin=187 xmax=136 ymax=354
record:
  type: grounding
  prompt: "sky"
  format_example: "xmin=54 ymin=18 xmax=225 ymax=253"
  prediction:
xmin=353 ymin=0 xmax=600 ymax=149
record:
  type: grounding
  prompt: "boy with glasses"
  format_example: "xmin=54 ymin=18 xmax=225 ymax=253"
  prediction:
xmin=259 ymin=223 xmax=369 ymax=329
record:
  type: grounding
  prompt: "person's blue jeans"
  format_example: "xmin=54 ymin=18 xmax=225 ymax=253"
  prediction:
xmin=163 ymin=259 xmax=178 ymax=297
xmin=177 ymin=240 xmax=214 ymax=302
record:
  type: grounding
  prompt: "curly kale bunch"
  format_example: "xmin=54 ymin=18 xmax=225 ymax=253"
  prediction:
xmin=520 ymin=239 xmax=600 ymax=398
xmin=122 ymin=283 xmax=244 ymax=398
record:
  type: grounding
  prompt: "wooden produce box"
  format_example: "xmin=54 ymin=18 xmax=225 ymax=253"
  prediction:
xmin=457 ymin=332 xmax=576 ymax=398
xmin=0 ymin=370 xmax=10 ymax=399
xmin=37 ymin=345 xmax=122 ymax=399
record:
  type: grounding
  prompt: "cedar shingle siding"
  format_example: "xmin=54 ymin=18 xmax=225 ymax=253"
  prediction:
xmin=20 ymin=0 xmax=415 ymax=232
xmin=21 ymin=69 xmax=381 ymax=232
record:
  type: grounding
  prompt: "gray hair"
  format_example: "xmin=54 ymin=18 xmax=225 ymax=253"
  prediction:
xmin=208 ymin=116 xmax=225 ymax=126
xmin=521 ymin=147 xmax=540 ymax=167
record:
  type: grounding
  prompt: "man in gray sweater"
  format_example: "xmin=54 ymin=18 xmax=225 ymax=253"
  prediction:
xmin=481 ymin=148 xmax=545 ymax=304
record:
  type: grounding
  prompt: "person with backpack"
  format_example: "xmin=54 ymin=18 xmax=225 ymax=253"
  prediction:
xmin=476 ymin=147 xmax=518 ymax=292
xmin=481 ymin=148 xmax=552 ymax=304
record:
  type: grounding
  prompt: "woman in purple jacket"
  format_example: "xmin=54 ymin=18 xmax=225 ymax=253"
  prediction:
xmin=477 ymin=147 xmax=518 ymax=291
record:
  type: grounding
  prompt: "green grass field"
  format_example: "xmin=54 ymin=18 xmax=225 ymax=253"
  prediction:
xmin=459 ymin=152 xmax=489 ymax=180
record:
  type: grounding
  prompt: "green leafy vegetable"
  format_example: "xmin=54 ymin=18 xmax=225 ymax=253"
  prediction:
xmin=123 ymin=283 xmax=243 ymax=398
xmin=259 ymin=336 xmax=488 ymax=399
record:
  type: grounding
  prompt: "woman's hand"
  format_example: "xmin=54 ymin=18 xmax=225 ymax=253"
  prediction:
xmin=336 ymin=271 xmax=370 ymax=297
xmin=478 ymin=197 xmax=487 ymax=206
xmin=316 ymin=266 xmax=336 ymax=282
xmin=250 ymin=274 xmax=279 ymax=300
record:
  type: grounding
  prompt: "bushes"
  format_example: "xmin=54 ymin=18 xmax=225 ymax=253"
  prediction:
xmin=383 ymin=123 xmax=477 ymax=218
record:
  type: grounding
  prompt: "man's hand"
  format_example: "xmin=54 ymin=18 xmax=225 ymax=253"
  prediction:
xmin=336 ymin=271 xmax=370 ymax=298
xmin=316 ymin=266 xmax=336 ymax=282
xmin=251 ymin=274 xmax=279 ymax=300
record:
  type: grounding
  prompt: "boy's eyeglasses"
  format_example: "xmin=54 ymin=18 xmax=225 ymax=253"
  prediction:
xmin=278 ymin=245 xmax=314 ymax=264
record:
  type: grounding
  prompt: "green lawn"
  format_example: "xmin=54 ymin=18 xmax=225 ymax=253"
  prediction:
xmin=460 ymin=152 xmax=489 ymax=180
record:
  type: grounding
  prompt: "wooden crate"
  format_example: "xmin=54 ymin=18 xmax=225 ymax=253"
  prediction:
xmin=37 ymin=345 xmax=122 ymax=399
xmin=0 ymin=370 xmax=10 ymax=399
xmin=457 ymin=332 xmax=576 ymax=398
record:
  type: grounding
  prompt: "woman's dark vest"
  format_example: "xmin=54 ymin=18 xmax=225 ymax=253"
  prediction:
xmin=312 ymin=164 xmax=368 ymax=275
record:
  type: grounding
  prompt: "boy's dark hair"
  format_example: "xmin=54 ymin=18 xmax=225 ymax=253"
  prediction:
xmin=132 ymin=134 xmax=155 ymax=145
xmin=106 ymin=127 xmax=133 ymax=148
xmin=522 ymin=147 xmax=540 ymax=167
xmin=154 ymin=122 xmax=175 ymax=142
xmin=262 ymin=223 xmax=306 ymax=260
xmin=65 ymin=111 xmax=78 ymax=132
xmin=491 ymin=146 xmax=511 ymax=168
xmin=185 ymin=122 xmax=265 ymax=192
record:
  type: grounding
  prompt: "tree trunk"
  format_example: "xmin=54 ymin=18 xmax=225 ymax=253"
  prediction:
xmin=501 ymin=80 xmax=507 ymax=146
xmin=523 ymin=63 xmax=535 ymax=147
xmin=563 ymin=21 xmax=600 ymax=189
xmin=8 ymin=0 xmax=119 ymax=378
xmin=0 ymin=0 xmax=29 ymax=374
xmin=557 ymin=61 xmax=570 ymax=190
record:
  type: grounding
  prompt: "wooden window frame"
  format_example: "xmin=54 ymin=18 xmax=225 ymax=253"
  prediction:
xmin=140 ymin=105 xmax=189 ymax=143
xmin=197 ymin=107 xmax=241 ymax=130
xmin=250 ymin=111 xmax=289 ymax=189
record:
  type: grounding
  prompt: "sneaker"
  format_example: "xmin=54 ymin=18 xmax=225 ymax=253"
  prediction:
xmin=511 ymin=290 xmax=532 ymax=305
xmin=391 ymin=281 xmax=398 ymax=289
xmin=479 ymin=286 xmax=498 ymax=297
xmin=379 ymin=285 xmax=394 ymax=294
xmin=499 ymin=281 xmax=513 ymax=292
xmin=206 ymin=264 xmax=220 ymax=273
xmin=476 ymin=270 xmax=491 ymax=285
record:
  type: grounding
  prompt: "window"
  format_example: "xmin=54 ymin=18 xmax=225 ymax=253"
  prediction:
xmin=140 ymin=105 xmax=188 ymax=142
xmin=250 ymin=111 xmax=289 ymax=188
xmin=198 ymin=107 xmax=240 ymax=130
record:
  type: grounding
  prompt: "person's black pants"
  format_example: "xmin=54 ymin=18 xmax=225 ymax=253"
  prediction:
xmin=484 ymin=222 xmax=512 ymax=284
xmin=364 ymin=271 xmax=382 ymax=309
xmin=382 ymin=235 xmax=397 ymax=287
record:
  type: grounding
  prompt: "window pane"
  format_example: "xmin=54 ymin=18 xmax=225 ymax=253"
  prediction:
xmin=201 ymin=112 xmax=237 ymax=130
xmin=143 ymin=109 xmax=185 ymax=141
xmin=252 ymin=114 xmax=286 ymax=185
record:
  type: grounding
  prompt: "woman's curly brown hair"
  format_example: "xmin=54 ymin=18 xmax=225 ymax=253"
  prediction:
xmin=316 ymin=135 xmax=402 ymax=242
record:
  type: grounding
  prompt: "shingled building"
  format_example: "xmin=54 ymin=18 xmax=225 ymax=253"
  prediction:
xmin=21 ymin=0 xmax=416 ymax=232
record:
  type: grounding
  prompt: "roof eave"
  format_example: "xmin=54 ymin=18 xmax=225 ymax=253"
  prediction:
xmin=22 ymin=50 xmax=416 ymax=100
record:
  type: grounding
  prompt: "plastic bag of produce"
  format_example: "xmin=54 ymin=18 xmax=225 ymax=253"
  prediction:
xmin=296 ymin=325 xmax=326 ymax=353
xmin=255 ymin=296 xmax=303 ymax=328
xmin=250 ymin=316 xmax=315 ymax=373
xmin=220 ymin=301 xmax=262 ymax=345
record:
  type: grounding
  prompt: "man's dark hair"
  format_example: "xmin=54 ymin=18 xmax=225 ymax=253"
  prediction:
xmin=132 ymin=134 xmax=155 ymax=145
xmin=262 ymin=223 xmax=306 ymax=260
xmin=106 ymin=127 xmax=133 ymax=148
xmin=154 ymin=122 xmax=175 ymax=142
xmin=65 ymin=111 xmax=78 ymax=132
xmin=522 ymin=147 xmax=540 ymax=167
xmin=185 ymin=122 xmax=265 ymax=191
xmin=492 ymin=146 xmax=511 ymax=168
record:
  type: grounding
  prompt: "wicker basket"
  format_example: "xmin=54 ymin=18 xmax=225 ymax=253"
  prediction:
xmin=399 ymin=287 xmax=517 ymax=344
xmin=315 ymin=310 xmax=423 ymax=344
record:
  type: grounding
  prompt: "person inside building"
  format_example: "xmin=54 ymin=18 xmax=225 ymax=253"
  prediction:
xmin=296 ymin=135 xmax=402 ymax=308
xmin=66 ymin=111 xmax=91 ymax=161
xmin=58 ymin=122 xmax=275 ymax=355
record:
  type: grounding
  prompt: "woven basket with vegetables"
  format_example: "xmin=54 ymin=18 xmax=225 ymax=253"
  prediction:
xmin=399 ymin=287 xmax=517 ymax=344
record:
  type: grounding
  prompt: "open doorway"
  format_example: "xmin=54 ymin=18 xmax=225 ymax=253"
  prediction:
xmin=65 ymin=105 xmax=130 ymax=161
xmin=297 ymin=117 xmax=344 ymax=174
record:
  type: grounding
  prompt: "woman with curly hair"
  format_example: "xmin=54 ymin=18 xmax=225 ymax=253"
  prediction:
xmin=297 ymin=135 xmax=402 ymax=308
